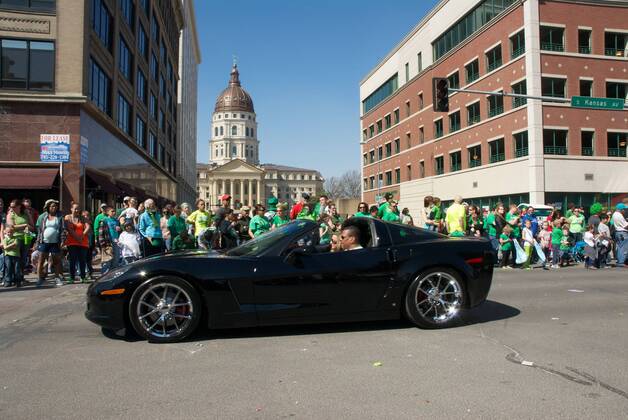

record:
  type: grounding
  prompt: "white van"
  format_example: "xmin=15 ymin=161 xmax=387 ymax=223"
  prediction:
xmin=517 ymin=203 xmax=554 ymax=224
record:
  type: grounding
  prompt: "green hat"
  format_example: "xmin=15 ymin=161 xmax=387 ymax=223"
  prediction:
xmin=267 ymin=197 xmax=278 ymax=211
xmin=589 ymin=202 xmax=603 ymax=216
xmin=384 ymin=192 xmax=394 ymax=200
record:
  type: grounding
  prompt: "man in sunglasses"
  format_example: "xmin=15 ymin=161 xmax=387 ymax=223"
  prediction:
xmin=340 ymin=225 xmax=362 ymax=251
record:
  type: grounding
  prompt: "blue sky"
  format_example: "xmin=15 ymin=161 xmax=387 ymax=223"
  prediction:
xmin=194 ymin=0 xmax=440 ymax=178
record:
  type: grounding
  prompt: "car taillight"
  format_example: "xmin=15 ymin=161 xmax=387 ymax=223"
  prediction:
xmin=465 ymin=257 xmax=483 ymax=265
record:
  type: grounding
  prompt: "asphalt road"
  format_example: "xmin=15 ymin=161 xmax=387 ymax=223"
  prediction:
xmin=0 ymin=267 xmax=627 ymax=419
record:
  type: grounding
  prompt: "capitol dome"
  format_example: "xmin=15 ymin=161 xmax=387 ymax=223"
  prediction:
xmin=214 ymin=64 xmax=255 ymax=113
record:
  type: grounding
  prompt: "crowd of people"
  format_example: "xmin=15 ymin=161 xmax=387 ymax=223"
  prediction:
xmin=0 ymin=191 xmax=626 ymax=287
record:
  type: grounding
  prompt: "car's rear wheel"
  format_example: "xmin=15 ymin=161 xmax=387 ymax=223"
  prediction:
xmin=129 ymin=276 xmax=201 ymax=343
xmin=404 ymin=268 xmax=465 ymax=329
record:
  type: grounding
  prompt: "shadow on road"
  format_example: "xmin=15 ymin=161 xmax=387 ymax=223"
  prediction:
xmin=101 ymin=300 xmax=520 ymax=343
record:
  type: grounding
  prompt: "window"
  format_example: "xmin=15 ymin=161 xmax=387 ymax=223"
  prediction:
xmin=136 ymin=69 xmax=146 ymax=104
xmin=512 ymin=80 xmax=527 ymax=107
xmin=467 ymin=102 xmax=480 ymax=125
xmin=605 ymin=32 xmax=626 ymax=57
xmin=489 ymin=138 xmax=505 ymax=163
xmin=1 ymin=39 xmax=54 ymax=91
xmin=435 ymin=156 xmax=444 ymax=175
xmin=407 ymin=164 xmax=412 ymax=180
xmin=363 ymin=178 xmax=368 ymax=190
xmin=385 ymin=142 xmax=392 ymax=157
xmin=88 ymin=58 xmax=111 ymax=115
xmin=138 ymin=24 xmax=148 ymax=60
xmin=363 ymin=153 xmax=368 ymax=165
xmin=369 ymin=176 xmax=374 ymax=190
xmin=542 ymin=77 xmax=566 ymax=98
xmin=158 ymin=109 xmax=165 ymax=132
xmin=447 ymin=71 xmax=460 ymax=89
xmin=394 ymin=109 xmax=400 ymax=124
xmin=140 ymin=0 xmax=148 ymax=15
xmin=419 ymin=126 xmax=425 ymax=143
xmin=362 ymin=129 xmax=367 ymax=141
xmin=219 ymin=126 xmax=224 ymax=136
xmin=149 ymin=92 xmax=157 ymax=119
xmin=383 ymin=171 xmax=391 ymax=186
xmin=92 ymin=0 xmax=114 ymax=50
xmin=405 ymin=101 xmax=411 ymax=117
xmin=159 ymin=74 xmax=166 ymax=99
xmin=417 ymin=52 xmax=422 ymax=73
xmin=215 ymin=127 xmax=219 ymax=138
xmin=608 ymin=132 xmax=627 ymax=157
xmin=418 ymin=92 xmax=424 ymax=109
xmin=486 ymin=45 xmax=502 ymax=72
xmin=232 ymin=125 xmax=237 ymax=136
xmin=406 ymin=133 xmax=411 ymax=148
xmin=419 ymin=160 xmax=425 ymax=178
xmin=159 ymin=144 xmax=165 ymax=166
xmin=543 ymin=129 xmax=568 ymax=155
xmin=251 ymin=128 xmax=254 ymax=137
xmin=540 ymin=26 xmax=564 ymax=52
xmin=434 ymin=119 xmax=443 ymax=138
xmin=385 ymin=114 xmax=391 ymax=129
xmin=167 ymin=60 xmax=174 ymax=85
xmin=151 ymin=13 xmax=159 ymax=43
xmin=150 ymin=53 xmax=158 ymax=81
xmin=136 ymin=116 xmax=146 ymax=148
xmin=514 ymin=131 xmax=528 ymax=157
xmin=510 ymin=30 xmax=525 ymax=59
xmin=0 ymin=0 xmax=56 ymax=12
xmin=488 ymin=93 xmax=504 ymax=117
xmin=118 ymin=37 xmax=132 ymax=81
xmin=449 ymin=111 xmax=461 ymax=132
xmin=120 ymin=0 xmax=133 ymax=30
xmin=581 ymin=131 xmax=594 ymax=156
xmin=468 ymin=145 xmax=482 ymax=167
xmin=465 ymin=59 xmax=479 ymax=84
xmin=377 ymin=146 xmax=383 ymax=160
xmin=450 ymin=151 xmax=462 ymax=172
xmin=578 ymin=29 xmax=591 ymax=54
xmin=579 ymin=79 xmax=593 ymax=97
xmin=246 ymin=127 xmax=250 ymax=137
xmin=117 ymin=93 xmax=131 ymax=134
xmin=362 ymin=74 xmax=398 ymax=114
xmin=405 ymin=62 xmax=409 ymax=82
xmin=369 ymin=150 xmax=375 ymax=163
xmin=376 ymin=120 xmax=383 ymax=134
xmin=432 ymin=0 xmax=517 ymax=61
xmin=606 ymin=82 xmax=626 ymax=100
xmin=394 ymin=138 xmax=400 ymax=154
xmin=395 ymin=168 xmax=401 ymax=184
xmin=160 ymin=40 xmax=166 ymax=64
xmin=232 ymin=146 xmax=237 ymax=157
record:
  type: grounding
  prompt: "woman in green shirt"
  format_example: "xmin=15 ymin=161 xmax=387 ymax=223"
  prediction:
xmin=167 ymin=205 xmax=188 ymax=241
xmin=382 ymin=201 xmax=401 ymax=222
xmin=353 ymin=202 xmax=370 ymax=218
xmin=249 ymin=205 xmax=271 ymax=238
xmin=6 ymin=199 xmax=34 ymax=276
xmin=296 ymin=204 xmax=316 ymax=221
xmin=187 ymin=199 xmax=212 ymax=247
xmin=271 ymin=205 xmax=290 ymax=229
xmin=567 ymin=207 xmax=585 ymax=243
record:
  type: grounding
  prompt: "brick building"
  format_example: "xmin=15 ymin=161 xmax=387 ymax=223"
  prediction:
xmin=0 ymin=0 xmax=189 ymax=211
xmin=359 ymin=0 xmax=628 ymax=221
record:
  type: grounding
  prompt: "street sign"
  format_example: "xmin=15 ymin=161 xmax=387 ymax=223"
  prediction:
xmin=571 ymin=96 xmax=625 ymax=110
xmin=80 ymin=136 xmax=89 ymax=164
xmin=40 ymin=134 xmax=70 ymax=162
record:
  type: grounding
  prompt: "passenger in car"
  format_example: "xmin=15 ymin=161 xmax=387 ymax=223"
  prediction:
xmin=340 ymin=226 xmax=363 ymax=251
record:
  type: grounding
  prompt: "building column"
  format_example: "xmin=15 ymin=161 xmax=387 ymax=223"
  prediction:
xmin=229 ymin=179 xmax=234 ymax=197
xmin=248 ymin=179 xmax=253 ymax=206
xmin=257 ymin=179 xmax=262 ymax=205
xmin=524 ymin=0 xmax=545 ymax=204
xmin=212 ymin=180 xmax=217 ymax=205
xmin=239 ymin=179 xmax=244 ymax=206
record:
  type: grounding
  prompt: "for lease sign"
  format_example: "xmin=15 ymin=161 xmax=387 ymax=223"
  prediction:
xmin=40 ymin=134 xmax=70 ymax=163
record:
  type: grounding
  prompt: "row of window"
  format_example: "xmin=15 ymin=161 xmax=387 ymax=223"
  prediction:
xmin=216 ymin=113 xmax=255 ymax=121
xmin=0 ymin=0 xmax=55 ymax=12
xmin=0 ymin=38 xmax=54 ymax=91
xmin=363 ymin=131 xmax=627 ymax=189
xmin=540 ymin=26 xmax=627 ymax=57
xmin=213 ymin=145 xmax=257 ymax=159
xmin=214 ymin=126 xmax=255 ymax=138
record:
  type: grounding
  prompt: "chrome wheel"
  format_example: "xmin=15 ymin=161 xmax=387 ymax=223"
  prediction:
xmin=136 ymin=283 xmax=194 ymax=339
xmin=415 ymin=271 xmax=463 ymax=324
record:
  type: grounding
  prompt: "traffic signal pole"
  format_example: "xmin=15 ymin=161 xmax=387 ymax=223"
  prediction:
xmin=447 ymin=87 xmax=571 ymax=104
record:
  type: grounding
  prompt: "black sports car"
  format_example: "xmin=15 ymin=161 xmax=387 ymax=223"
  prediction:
xmin=86 ymin=218 xmax=495 ymax=343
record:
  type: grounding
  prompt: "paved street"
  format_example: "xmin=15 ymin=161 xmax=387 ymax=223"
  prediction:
xmin=0 ymin=268 xmax=627 ymax=419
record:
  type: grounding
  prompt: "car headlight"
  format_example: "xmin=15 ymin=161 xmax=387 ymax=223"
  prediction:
xmin=97 ymin=265 xmax=133 ymax=283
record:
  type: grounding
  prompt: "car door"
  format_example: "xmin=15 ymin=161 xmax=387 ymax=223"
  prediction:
xmin=253 ymin=228 xmax=393 ymax=325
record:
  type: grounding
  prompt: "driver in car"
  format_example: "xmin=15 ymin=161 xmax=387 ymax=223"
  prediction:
xmin=340 ymin=226 xmax=363 ymax=251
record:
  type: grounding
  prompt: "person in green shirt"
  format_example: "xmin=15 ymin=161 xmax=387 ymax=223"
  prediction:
xmin=499 ymin=225 xmax=514 ymax=268
xmin=1 ymin=226 xmax=22 ymax=287
xmin=249 ymin=205 xmax=271 ymax=238
xmin=377 ymin=192 xmax=394 ymax=218
xmin=382 ymin=200 xmax=401 ymax=222
xmin=167 ymin=205 xmax=187 ymax=240
xmin=445 ymin=196 xmax=467 ymax=236
xmin=271 ymin=204 xmax=290 ymax=229
xmin=319 ymin=213 xmax=334 ymax=245
xmin=328 ymin=203 xmax=344 ymax=227
xmin=296 ymin=203 xmax=316 ymax=221
xmin=505 ymin=204 xmax=521 ymax=240
xmin=313 ymin=195 xmax=329 ymax=218
xmin=369 ymin=205 xmax=379 ymax=218
xmin=187 ymin=199 xmax=212 ymax=244
xmin=93 ymin=203 xmax=108 ymax=241
xmin=567 ymin=207 xmax=585 ymax=243
xmin=559 ymin=227 xmax=573 ymax=267
xmin=353 ymin=202 xmax=370 ymax=218
xmin=172 ymin=230 xmax=197 ymax=251
xmin=550 ymin=219 xmax=563 ymax=268
xmin=485 ymin=203 xmax=506 ymax=251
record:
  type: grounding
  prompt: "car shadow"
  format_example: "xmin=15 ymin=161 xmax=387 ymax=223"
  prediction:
xmin=461 ymin=300 xmax=521 ymax=326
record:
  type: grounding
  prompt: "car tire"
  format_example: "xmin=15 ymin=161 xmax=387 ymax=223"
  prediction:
xmin=404 ymin=267 xmax=466 ymax=329
xmin=129 ymin=276 xmax=202 ymax=343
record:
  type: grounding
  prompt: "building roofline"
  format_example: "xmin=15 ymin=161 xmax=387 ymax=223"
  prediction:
xmin=184 ymin=0 xmax=202 ymax=64
xmin=359 ymin=0 xmax=449 ymax=86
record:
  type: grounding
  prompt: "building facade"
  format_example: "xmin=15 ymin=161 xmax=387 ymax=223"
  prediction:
xmin=360 ymin=0 xmax=628 ymax=221
xmin=197 ymin=64 xmax=324 ymax=207
xmin=176 ymin=0 xmax=201 ymax=204
xmin=0 ymin=0 xmax=183 ymax=211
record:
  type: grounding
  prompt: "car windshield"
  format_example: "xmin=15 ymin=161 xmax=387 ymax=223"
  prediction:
xmin=225 ymin=221 xmax=311 ymax=257
xmin=534 ymin=209 xmax=552 ymax=217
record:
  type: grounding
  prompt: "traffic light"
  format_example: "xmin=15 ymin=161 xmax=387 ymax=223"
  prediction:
xmin=432 ymin=77 xmax=449 ymax=112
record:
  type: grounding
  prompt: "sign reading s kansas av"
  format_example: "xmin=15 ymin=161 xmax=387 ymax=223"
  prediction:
xmin=40 ymin=134 xmax=70 ymax=163
xmin=571 ymin=96 xmax=625 ymax=110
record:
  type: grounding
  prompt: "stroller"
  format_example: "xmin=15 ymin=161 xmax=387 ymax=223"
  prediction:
xmin=570 ymin=241 xmax=587 ymax=264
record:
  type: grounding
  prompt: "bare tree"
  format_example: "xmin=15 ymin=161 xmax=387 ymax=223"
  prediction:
xmin=324 ymin=176 xmax=344 ymax=200
xmin=324 ymin=170 xmax=361 ymax=200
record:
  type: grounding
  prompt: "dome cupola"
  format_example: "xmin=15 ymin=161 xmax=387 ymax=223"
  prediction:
xmin=214 ymin=64 xmax=254 ymax=113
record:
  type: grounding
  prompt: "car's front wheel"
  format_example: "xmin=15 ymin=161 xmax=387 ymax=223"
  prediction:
xmin=404 ymin=268 xmax=465 ymax=329
xmin=129 ymin=276 xmax=201 ymax=343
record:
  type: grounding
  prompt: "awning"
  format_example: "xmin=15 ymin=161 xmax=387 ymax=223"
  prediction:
xmin=86 ymin=169 xmax=124 ymax=195
xmin=0 ymin=167 xmax=59 ymax=189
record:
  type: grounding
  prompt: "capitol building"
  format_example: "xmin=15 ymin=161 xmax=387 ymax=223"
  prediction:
xmin=196 ymin=64 xmax=323 ymax=207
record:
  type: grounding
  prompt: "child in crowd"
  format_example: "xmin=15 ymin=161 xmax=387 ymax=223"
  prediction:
xmin=118 ymin=222 xmax=141 ymax=264
xmin=550 ymin=219 xmax=563 ymax=269
xmin=499 ymin=225 xmax=514 ymax=269
xmin=597 ymin=214 xmax=611 ymax=268
xmin=172 ymin=230 xmax=197 ymax=251
xmin=521 ymin=219 xmax=534 ymax=270
xmin=583 ymin=224 xmax=598 ymax=269
xmin=559 ymin=226 xmax=573 ymax=267
xmin=1 ymin=226 xmax=22 ymax=287
xmin=538 ymin=221 xmax=552 ymax=270
xmin=318 ymin=213 xmax=334 ymax=245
